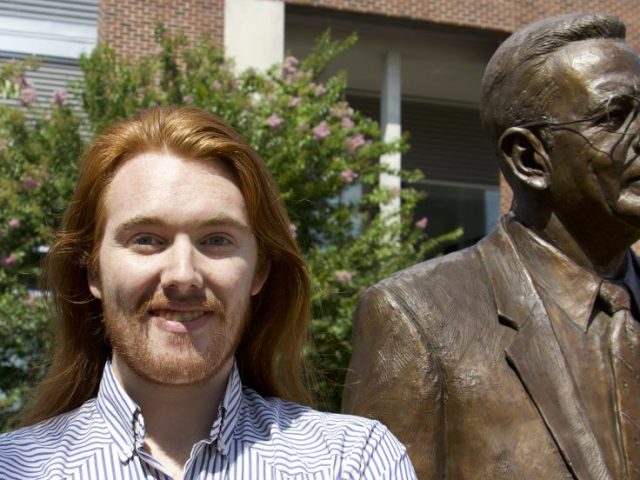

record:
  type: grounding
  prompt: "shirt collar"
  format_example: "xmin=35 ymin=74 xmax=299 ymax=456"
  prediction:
xmin=95 ymin=359 xmax=244 ymax=462
xmin=507 ymin=220 xmax=601 ymax=332
xmin=621 ymin=250 xmax=640 ymax=313
xmin=211 ymin=359 xmax=242 ymax=455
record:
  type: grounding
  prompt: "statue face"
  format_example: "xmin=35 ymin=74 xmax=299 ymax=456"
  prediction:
xmin=544 ymin=39 xmax=640 ymax=233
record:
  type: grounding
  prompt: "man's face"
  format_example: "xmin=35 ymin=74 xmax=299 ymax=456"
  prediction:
xmin=544 ymin=39 xmax=640 ymax=234
xmin=88 ymin=152 xmax=267 ymax=385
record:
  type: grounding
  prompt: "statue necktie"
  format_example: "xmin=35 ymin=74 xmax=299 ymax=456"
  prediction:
xmin=601 ymin=280 xmax=640 ymax=479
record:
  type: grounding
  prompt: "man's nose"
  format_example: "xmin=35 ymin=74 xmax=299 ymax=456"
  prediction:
xmin=160 ymin=237 xmax=203 ymax=292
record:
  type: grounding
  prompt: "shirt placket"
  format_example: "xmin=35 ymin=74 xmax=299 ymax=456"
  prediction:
xmin=183 ymin=406 xmax=229 ymax=480
xmin=181 ymin=440 xmax=229 ymax=480
xmin=131 ymin=410 xmax=172 ymax=480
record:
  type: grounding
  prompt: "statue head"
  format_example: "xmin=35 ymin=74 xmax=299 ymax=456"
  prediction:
xmin=481 ymin=13 xmax=640 ymax=252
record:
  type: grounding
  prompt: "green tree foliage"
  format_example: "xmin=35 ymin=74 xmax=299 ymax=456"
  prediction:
xmin=0 ymin=29 xmax=460 ymax=429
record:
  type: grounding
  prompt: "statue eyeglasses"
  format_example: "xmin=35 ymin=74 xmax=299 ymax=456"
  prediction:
xmin=515 ymin=94 xmax=640 ymax=159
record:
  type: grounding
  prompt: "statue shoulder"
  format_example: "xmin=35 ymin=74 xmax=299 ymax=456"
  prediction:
xmin=370 ymin=244 xmax=486 ymax=299
xmin=355 ymin=243 xmax=494 ymax=337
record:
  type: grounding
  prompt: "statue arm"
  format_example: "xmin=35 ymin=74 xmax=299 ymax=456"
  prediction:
xmin=342 ymin=285 xmax=446 ymax=479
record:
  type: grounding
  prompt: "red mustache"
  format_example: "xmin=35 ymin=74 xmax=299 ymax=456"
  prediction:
xmin=139 ymin=294 xmax=227 ymax=321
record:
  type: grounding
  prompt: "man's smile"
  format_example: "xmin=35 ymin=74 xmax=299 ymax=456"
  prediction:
xmin=149 ymin=309 xmax=213 ymax=334
xmin=150 ymin=309 xmax=209 ymax=323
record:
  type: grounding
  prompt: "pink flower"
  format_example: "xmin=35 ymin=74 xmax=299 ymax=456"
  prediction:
xmin=341 ymin=117 xmax=355 ymax=129
xmin=20 ymin=87 xmax=37 ymax=107
xmin=288 ymin=96 xmax=301 ymax=108
xmin=51 ymin=89 xmax=68 ymax=106
xmin=334 ymin=270 xmax=353 ymax=283
xmin=313 ymin=121 xmax=331 ymax=140
xmin=17 ymin=76 xmax=31 ymax=90
xmin=289 ymin=223 xmax=298 ymax=239
xmin=346 ymin=134 xmax=366 ymax=155
xmin=266 ymin=114 xmax=283 ymax=129
xmin=22 ymin=176 xmax=39 ymax=191
xmin=282 ymin=56 xmax=299 ymax=73
xmin=340 ymin=169 xmax=359 ymax=183
xmin=314 ymin=83 xmax=326 ymax=96
xmin=212 ymin=80 xmax=222 ymax=90
xmin=281 ymin=56 xmax=300 ymax=83
xmin=415 ymin=217 xmax=429 ymax=229
xmin=8 ymin=218 xmax=20 ymax=229
xmin=2 ymin=253 xmax=17 ymax=267
xmin=183 ymin=94 xmax=193 ymax=104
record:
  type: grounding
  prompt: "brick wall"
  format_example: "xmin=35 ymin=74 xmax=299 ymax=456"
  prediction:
xmin=286 ymin=0 xmax=640 ymax=51
xmin=98 ymin=0 xmax=640 ymax=64
xmin=98 ymin=0 xmax=224 ymax=61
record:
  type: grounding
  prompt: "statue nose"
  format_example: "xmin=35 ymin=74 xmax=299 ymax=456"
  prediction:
xmin=634 ymin=135 xmax=640 ymax=153
xmin=625 ymin=106 xmax=640 ymax=153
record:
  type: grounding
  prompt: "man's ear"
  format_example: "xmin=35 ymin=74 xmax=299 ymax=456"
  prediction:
xmin=499 ymin=127 xmax=551 ymax=190
xmin=251 ymin=260 xmax=271 ymax=296
xmin=87 ymin=269 xmax=103 ymax=300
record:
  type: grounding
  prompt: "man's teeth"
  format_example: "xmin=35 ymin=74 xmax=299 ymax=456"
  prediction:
xmin=154 ymin=310 xmax=206 ymax=323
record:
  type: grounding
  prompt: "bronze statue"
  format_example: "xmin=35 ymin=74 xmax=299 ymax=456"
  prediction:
xmin=343 ymin=13 xmax=640 ymax=480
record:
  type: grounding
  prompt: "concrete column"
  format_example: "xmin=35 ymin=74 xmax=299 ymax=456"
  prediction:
xmin=379 ymin=51 xmax=402 ymax=221
xmin=224 ymin=0 xmax=284 ymax=72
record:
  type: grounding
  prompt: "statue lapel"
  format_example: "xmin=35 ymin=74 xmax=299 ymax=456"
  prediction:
xmin=477 ymin=221 xmax=613 ymax=480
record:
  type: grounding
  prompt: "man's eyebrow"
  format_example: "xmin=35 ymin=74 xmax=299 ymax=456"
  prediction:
xmin=114 ymin=214 xmax=252 ymax=238
xmin=198 ymin=215 xmax=252 ymax=232
xmin=114 ymin=215 xmax=166 ymax=238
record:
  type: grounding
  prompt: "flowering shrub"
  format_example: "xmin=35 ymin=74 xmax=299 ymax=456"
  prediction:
xmin=0 ymin=29 xmax=460 ymax=427
xmin=0 ymin=58 xmax=84 ymax=429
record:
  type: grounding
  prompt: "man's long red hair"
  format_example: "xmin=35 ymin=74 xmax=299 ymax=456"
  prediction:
xmin=20 ymin=106 xmax=313 ymax=426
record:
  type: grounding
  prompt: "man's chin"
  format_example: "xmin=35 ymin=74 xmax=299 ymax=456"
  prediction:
xmin=124 ymin=353 xmax=220 ymax=386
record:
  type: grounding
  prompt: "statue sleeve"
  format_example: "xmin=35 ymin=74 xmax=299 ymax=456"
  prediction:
xmin=342 ymin=284 xmax=445 ymax=479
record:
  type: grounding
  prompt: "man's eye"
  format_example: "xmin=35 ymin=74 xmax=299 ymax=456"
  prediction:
xmin=202 ymin=235 xmax=231 ymax=247
xmin=131 ymin=235 xmax=163 ymax=247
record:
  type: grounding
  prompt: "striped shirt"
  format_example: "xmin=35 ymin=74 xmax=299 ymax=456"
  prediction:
xmin=0 ymin=361 xmax=416 ymax=479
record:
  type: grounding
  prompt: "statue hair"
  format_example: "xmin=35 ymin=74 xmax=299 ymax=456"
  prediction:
xmin=19 ymin=106 xmax=314 ymax=426
xmin=480 ymin=12 xmax=626 ymax=147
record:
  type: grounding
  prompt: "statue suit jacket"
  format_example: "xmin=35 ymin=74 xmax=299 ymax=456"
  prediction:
xmin=342 ymin=215 xmax=626 ymax=480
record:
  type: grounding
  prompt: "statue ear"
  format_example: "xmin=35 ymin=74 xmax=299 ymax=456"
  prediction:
xmin=498 ymin=127 xmax=551 ymax=190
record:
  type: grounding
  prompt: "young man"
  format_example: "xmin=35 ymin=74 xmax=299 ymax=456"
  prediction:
xmin=0 ymin=106 xmax=416 ymax=479
xmin=344 ymin=13 xmax=640 ymax=479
